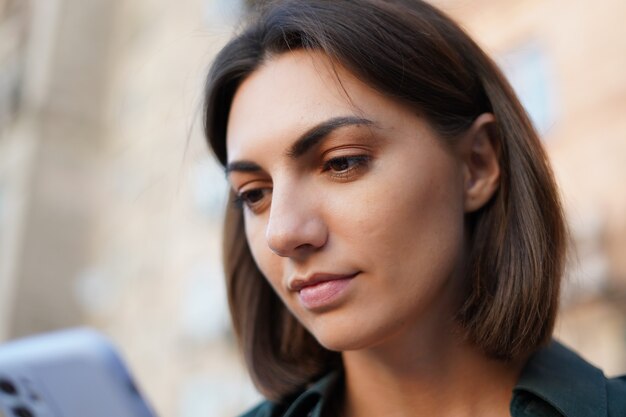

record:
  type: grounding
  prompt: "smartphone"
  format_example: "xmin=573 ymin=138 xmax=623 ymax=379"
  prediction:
xmin=0 ymin=328 xmax=157 ymax=417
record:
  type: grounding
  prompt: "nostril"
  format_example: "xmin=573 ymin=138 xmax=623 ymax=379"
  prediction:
xmin=266 ymin=233 xmax=296 ymax=257
xmin=266 ymin=228 xmax=328 ymax=259
xmin=264 ymin=196 xmax=328 ymax=257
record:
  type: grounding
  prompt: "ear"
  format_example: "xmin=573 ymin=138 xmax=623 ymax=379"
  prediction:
xmin=458 ymin=113 xmax=501 ymax=213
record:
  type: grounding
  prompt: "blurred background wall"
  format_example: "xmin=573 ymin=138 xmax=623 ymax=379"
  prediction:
xmin=0 ymin=0 xmax=624 ymax=416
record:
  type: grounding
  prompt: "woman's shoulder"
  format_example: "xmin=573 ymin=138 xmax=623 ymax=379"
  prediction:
xmin=512 ymin=340 xmax=626 ymax=417
xmin=606 ymin=374 xmax=626 ymax=416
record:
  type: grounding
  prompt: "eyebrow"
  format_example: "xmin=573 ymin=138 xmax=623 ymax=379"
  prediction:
xmin=225 ymin=116 xmax=375 ymax=175
xmin=286 ymin=116 xmax=374 ymax=158
xmin=224 ymin=160 xmax=263 ymax=175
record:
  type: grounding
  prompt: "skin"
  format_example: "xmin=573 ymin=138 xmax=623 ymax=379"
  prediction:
xmin=226 ymin=50 xmax=521 ymax=417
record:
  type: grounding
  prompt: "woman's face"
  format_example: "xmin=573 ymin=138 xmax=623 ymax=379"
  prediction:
xmin=226 ymin=50 xmax=470 ymax=351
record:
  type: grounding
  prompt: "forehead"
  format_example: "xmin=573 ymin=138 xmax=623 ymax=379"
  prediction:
xmin=225 ymin=50 xmax=393 ymax=163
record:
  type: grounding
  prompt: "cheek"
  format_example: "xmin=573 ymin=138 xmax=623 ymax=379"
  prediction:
xmin=243 ymin=216 xmax=309 ymax=323
xmin=244 ymin=216 xmax=279 ymax=287
xmin=332 ymin=157 xmax=465 ymax=270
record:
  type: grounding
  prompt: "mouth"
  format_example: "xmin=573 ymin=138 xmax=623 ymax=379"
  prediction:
xmin=289 ymin=271 xmax=360 ymax=292
xmin=289 ymin=272 xmax=359 ymax=310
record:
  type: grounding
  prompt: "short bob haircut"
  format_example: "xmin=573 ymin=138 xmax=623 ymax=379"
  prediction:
xmin=203 ymin=0 xmax=567 ymax=402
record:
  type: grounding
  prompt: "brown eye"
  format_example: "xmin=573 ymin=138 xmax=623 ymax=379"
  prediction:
xmin=242 ymin=189 xmax=265 ymax=203
xmin=328 ymin=157 xmax=351 ymax=172
xmin=323 ymin=155 xmax=371 ymax=176
xmin=235 ymin=188 xmax=270 ymax=211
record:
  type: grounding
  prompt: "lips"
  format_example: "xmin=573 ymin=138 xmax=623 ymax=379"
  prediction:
xmin=290 ymin=272 xmax=359 ymax=310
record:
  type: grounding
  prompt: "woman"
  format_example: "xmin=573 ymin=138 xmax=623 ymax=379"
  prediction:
xmin=203 ymin=1 xmax=625 ymax=416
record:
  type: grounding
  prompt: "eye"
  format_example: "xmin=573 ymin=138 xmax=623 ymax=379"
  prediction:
xmin=322 ymin=155 xmax=371 ymax=179
xmin=234 ymin=188 xmax=271 ymax=212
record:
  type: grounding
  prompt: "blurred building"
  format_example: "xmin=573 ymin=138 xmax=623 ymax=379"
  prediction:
xmin=0 ymin=0 xmax=625 ymax=416
xmin=1 ymin=0 xmax=257 ymax=416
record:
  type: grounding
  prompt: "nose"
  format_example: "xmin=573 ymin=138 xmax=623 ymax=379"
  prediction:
xmin=265 ymin=183 xmax=328 ymax=259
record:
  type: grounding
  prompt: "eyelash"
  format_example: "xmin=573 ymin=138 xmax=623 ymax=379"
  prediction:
xmin=233 ymin=188 xmax=269 ymax=210
xmin=322 ymin=155 xmax=371 ymax=179
xmin=233 ymin=155 xmax=372 ymax=211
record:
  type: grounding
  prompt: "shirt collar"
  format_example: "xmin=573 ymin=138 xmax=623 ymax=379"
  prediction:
xmin=513 ymin=340 xmax=607 ymax=417
xmin=282 ymin=371 xmax=341 ymax=417
xmin=281 ymin=341 xmax=607 ymax=417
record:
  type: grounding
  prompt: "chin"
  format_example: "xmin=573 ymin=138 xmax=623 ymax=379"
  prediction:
xmin=306 ymin=316 xmax=391 ymax=352
xmin=315 ymin=334 xmax=371 ymax=352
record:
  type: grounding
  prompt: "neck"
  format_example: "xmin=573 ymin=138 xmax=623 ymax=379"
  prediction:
xmin=339 ymin=324 xmax=525 ymax=417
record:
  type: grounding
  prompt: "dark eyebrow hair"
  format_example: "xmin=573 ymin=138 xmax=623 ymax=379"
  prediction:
xmin=286 ymin=116 xmax=374 ymax=158
xmin=225 ymin=160 xmax=262 ymax=175
xmin=225 ymin=116 xmax=374 ymax=175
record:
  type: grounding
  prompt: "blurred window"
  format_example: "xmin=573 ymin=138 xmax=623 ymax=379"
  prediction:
xmin=179 ymin=261 xmax=229 ymax=343
xmin=203 ymin=0 xmax=244 ymax=26
xmin=190 ymin=158 xmax=228 ymax=220
xmin=0 ymin=0 xmax=29 ymax=136
xmin=498 ymin=42 xmax=558 ymax=137
xmin=0 ymin=186 xmax=4 ymax=247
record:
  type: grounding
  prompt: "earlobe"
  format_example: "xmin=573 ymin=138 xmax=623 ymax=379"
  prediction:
xmin=462 ymin=113 xmax=501 ymax=213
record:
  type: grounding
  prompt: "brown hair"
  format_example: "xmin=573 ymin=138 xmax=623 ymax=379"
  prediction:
xmin=204 ymin=0 xmax=567 ymax=401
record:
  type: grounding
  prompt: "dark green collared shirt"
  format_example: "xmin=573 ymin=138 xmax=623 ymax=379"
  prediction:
xmin=239 ymin=342 xmax=626 ymax=417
